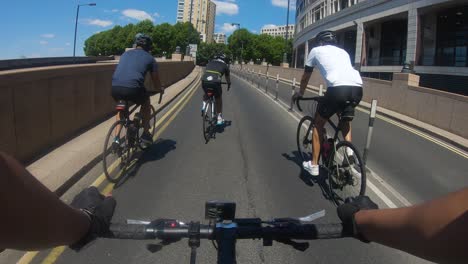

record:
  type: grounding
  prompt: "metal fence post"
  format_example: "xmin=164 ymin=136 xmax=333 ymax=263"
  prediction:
xmin=363 ymin=99 xmax=378 ymax=165
xmin=319 ymin=84 xmax=323 ymax=96
xmin=289 ymin=77 xmax=296 ymax=111
xmin=275 ymin=74 xmax=279 ymax=100
xmin=258 ymin=70 xmax=261 ymax=88
xmin=265 ymin=72 xmax=269 ymax=93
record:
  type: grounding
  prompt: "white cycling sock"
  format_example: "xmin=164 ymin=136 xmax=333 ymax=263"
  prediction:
xmin=202 ymin=101 xmax=206 ymax=109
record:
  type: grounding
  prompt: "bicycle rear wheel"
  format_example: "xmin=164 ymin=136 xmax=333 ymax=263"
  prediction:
xmin=327 ymin=141 xmax=366 ymax=205
xmin=103 ymin=120 xmax=132 ymax=183
xmin=296 ymin=116 xmax=315 ymax=162
xmin=203 ymin=101 xmax=213 ymax=142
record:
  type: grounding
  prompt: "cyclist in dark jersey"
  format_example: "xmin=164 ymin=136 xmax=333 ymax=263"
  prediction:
xmin=111 ymin=33 xmax=162 ymax=146
xmin=201 ymin=54 xmax=231 ymax=125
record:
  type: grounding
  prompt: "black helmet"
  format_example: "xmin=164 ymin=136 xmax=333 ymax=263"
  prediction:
xmin=214 ymin=53 xmax=227 ymax=62
xmin=134 ymin=33 xmax=153 ymax=51
xmin=315 ymin=30 xmax=337 ymax=45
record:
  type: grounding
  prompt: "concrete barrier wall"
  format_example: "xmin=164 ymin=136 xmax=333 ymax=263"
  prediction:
xmin=239 ymin=64 xmax=468 ymax=139
xmin=0 ymin=61 xmax=194 ymax=162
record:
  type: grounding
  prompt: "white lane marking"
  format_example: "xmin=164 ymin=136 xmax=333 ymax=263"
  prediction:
xmin=366 ymin=180 xmax=397 ymax=208
xmin=233 ymin=73 xmax=407 ymax=208
xmin=367 ymin=167 xmax=412 ymax=206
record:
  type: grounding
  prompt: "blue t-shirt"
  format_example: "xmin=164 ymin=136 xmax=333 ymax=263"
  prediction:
xmin=112 ymin=49 xmax=158 ymax=89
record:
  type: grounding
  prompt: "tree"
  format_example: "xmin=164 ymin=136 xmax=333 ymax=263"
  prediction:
xmin=228 ymin=29 xmax=254 ymax=63
xmin=84 ymin=21 xmax=200 ymax=57
xmin=172 ymin=22 xmax=200 ymax=53
xmin=196 ymin=43 xmax=229 ymax=65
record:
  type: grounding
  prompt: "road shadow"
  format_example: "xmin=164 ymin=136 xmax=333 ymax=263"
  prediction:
xmin=281 ymin=151 xmax=334 ymax=203
xmin=114 ymin=138 xmax=177 ymax=188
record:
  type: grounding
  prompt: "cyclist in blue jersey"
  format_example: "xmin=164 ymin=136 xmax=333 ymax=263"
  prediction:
xmin=111 ymin=33 xmax=162 ymax=147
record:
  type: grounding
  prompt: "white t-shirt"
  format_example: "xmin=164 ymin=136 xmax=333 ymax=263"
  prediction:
xmin=305 ymin=45 xmax=363 ymax=87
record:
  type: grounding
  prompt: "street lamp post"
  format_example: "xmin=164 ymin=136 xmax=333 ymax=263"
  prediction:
xmin=283 ymin=0 xmax=291 ymax=65
xmin=186 ymin=0 xmax=194 ymax=56
xmin=231 ymin=23 xmax=243 ymax=67
xmin=73 ymin=3 xmax=96 ymax=57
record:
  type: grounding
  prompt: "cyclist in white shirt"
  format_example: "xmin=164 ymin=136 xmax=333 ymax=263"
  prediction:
xmin=293 ymin=30 xmax=363 ymax=176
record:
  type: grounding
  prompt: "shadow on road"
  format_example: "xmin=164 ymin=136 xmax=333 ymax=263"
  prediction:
xmin=114 ymin=138 xmax=177 ymax=188
xmin=281 ymin=151 xmax=335 ymax=204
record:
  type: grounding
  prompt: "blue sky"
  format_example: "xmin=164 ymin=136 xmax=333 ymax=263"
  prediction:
xmin=0 ymin=0 xmax=295 ymax=60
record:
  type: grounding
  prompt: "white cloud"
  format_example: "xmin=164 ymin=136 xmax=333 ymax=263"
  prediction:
xmin=40 ymin=33 xmax=55 ymax=38
xmin=65 ymin=42 xmax=71 ymax=46
xmin=39 ymin=40 xmax=48 ymax=45
xmin=220 ymin=23 xmax=237 ymax=34
xmin=262 ymin=24 xmax=277 ymax=30
xmin=122 ymin=9 xmax=154 ymax=22
xmin=153 ymin=12 xmax=160 ymax=18
xmin=212 ymin=1 xmax=239 ymax=15
xmin=111 ymin=9 xmax=119 ymax=12
xmin=84 ymin=19 xmax=113 ymax=27
xmin=271 ymin=0 xmax=295 ymax=8
xmin=252 ymin=30 xmax=258 ymax=33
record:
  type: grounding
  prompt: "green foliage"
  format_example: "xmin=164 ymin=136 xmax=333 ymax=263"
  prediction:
xmin=196 ymin=43 xmax=230 ymax=65
xmin=84 ymin=21 xmax=200 ymax=57
xmin=84 ymin=21 xmax=292 ymax=66
xmin=227 ymin=29 xmax=293 ymax=66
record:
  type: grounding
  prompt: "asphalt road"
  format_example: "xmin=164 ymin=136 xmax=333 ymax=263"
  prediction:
xmin=11 ymin=73 xmax=440 ymax=264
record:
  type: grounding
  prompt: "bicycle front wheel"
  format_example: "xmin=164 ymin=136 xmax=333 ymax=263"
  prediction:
xmin=327 ymin=141 xmax=366 ymax=205
xmin=203 ymin=101 xmax=213 ymax=142
xmin=103 ymin=120 xmax=132 ymax=183
xmin=296 ymin=116 xmax=315 ymax=162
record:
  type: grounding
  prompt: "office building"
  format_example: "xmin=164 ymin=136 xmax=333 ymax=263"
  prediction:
xmin=261 ymin=25 xmax=295 ymax=39
xmin=293 ymin=0 xmax=468 ymax=93
xmin=213 ymin=33 xmax=226 ymax=44
xmin=176 ymin=0 xmax=216 ymax=43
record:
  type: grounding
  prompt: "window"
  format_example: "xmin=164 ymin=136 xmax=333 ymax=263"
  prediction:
xmin=434 ymin=6 xmax=468 ymax=66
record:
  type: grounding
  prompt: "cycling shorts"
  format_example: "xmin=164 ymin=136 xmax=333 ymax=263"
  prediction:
xmin=317 ymin=86 xmax=363 ymax=121
xmin=111 ymin=86 xmax=149 ymax=105
xmin=202 ymin=81 xmax=222 ymax=98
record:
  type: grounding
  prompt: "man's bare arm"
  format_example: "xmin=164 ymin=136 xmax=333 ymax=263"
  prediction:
xmin=152 ymin=71 xmax=163 ymax=92
xmin=356 ymin=188 xmax=468 ymax=263
xmin=299 ymin=70 xmax=312 ymax=95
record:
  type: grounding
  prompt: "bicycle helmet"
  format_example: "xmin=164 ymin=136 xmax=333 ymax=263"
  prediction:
xmin=134 ymin=33 xmax=153 ymax=51
xmin=214 ymin=53 xmax=227 ymax=63
xmin=315 ymin=30 xmax=337 ymax=45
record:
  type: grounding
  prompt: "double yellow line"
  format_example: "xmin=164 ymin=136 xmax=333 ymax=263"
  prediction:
xmin=16 ymin=79 xmax=200 ymax=264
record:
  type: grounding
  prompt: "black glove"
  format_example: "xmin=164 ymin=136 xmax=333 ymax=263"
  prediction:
xmin=69 ymin=187 xmax=116 ymax=251
xmin=292 ymin=91 xmax=303 ymax=101
xmin=227 ymin=83 xmax=231 ymax=91
xmin=337 ymin=196 xmax=378 ymax=242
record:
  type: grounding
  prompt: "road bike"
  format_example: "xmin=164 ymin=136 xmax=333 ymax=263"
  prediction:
xmin=295 ymin=97 xmax=366 ymax=205
xmin=202 ymin=82 xmax=229 ymax=142
xmin=104 ymin=200 xmax=346 ymax=264
xmin=102 ymin=94 xmax=162 ymax=183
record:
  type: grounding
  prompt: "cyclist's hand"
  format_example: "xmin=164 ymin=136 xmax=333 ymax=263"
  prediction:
xmin=69 ymin=187 xmax=116 ymax=251
xmin=292 ymin=91 xmax=303 ymax=101
xmin=227 ymin=83 xmax=231 ymax=91
xmin=337 ymin=196 xmax=378 ymax=242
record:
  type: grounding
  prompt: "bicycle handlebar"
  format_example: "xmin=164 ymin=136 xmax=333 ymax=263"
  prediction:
xmin=295 ymin=97 xmax=318 ymax=112
xmin=107 ymin=219 xmax=345 ymax=241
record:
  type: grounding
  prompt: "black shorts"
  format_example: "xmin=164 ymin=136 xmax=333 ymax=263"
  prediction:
xmin=111 ymin=86 xmax=149 ymax=105
xmin=202 ymin=81 xmax=222 ymax=98
xmin=317 ymin=86 xmax=363 ymax=120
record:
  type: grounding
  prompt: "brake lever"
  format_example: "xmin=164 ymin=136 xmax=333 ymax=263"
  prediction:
xmin=273 ymin=210 xmax=325 ymax=224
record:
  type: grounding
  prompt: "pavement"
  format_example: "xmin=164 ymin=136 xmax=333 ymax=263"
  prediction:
xmin=26 ymin=67 xmax=201 ymax=194
xmin=6 ymin=70 xmax=467 ymax=263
